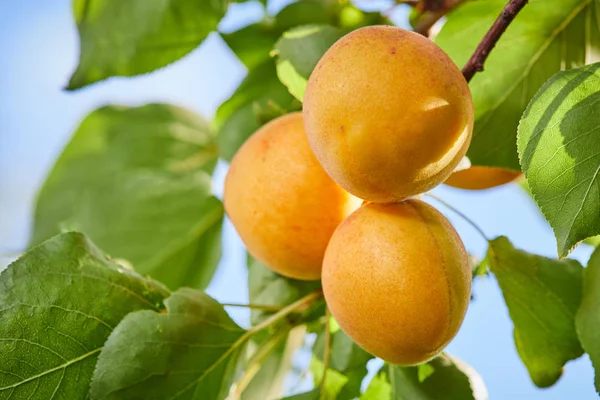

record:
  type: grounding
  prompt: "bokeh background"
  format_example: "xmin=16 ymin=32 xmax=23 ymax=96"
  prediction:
xmin=0 ymin=1 xmax=596 ymax=398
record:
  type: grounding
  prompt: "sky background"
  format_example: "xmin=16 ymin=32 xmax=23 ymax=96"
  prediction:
xmin=0 ymin=1 xmax=597 ymax=399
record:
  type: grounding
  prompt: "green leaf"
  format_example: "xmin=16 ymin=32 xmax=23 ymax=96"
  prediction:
xmin=247 ymin=255 xmax=321 ymax=325
xmin=309 ymin=356 xmax=348 ymax=399
xmin=313 ymin=328 xmax=373 ymax=399
xmin=361 ymin=355 xmax=487 ymax=400
xmin=280 ymin=390 xmax=321 ymax=400
xmin=436 ymin=0 xmax=600 ymax=171
xmin=222 ymin=22 xmax=281 ymax=70
xmin=576 ymin=246 xmax=600 ymax=392
xmin=584 ymin=235 xmax=600 ymax=247
xmin=242 ymin=326 xmax=305 ymax=400
xmin=221 ymin=0 xmax=338 ymax=70
xmin=215 ymin=61 xmax=300 ymax=161
xmin=32 ymin=104 xmax=223 ymax=290
xmin=517 ymin=63 xmax=600 ymax=257
xmin=417 ymin=363 xmax=436 ymax=383
xmin=0 ymin=232 xmax=169 ymax=398
xmin=90 ymin=288 xmax=246 ymax=400
xmin=487 ymin=236 xmax=584 ymax=387
xmin=360 ymin=369 xmax=391 ymax=400
xmin=69 ymin=0 xmax=227 ymax=89
xmin=273 ymin=25 xmax=342 ymax=100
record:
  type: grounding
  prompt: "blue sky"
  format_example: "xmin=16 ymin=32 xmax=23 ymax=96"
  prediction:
xmin=0 ymin=1 xmax=597 ymax=398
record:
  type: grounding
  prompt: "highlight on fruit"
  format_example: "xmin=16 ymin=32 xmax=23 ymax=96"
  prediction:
xmin=303 ymin=25 xmax=474 ymax=203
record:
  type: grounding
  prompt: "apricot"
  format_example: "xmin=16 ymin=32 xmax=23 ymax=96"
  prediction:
xmin=224 ymin=112 xmax=359 ymax=280
xmin=445 ymin=166 xmax=523 ymax=190
xmin=303 ymin=26 xmax=473 ymax=202
xmin=322 ymin=200 xmax=471 ymax=365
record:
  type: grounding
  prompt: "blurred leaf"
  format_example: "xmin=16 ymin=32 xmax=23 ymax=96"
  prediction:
xmin=275 ymin=0 xmax=334 ymax=30
xmin=313 ymin=328 xmax=373 ymax=399
xmin=418 ymin=363 xmax=436 ymax=383
xmin=215 ymin=61 xmax=300 ymax=161
xmin=90 ymin=288 xmax=246 ymax=399
xmin=487 ymin=236 xmax=584 ymax=387
xmin=221 ymin=0 xmax=335 ymax=71
xmin=242 ymin=326 xmax=305 ymax=400
xmin=280 ymin=390 xmax=321 ymax=400
xmin=360 ymin=369 xmax=391 ymax=400
xmin=69 ymin=0 xmax=227 ymax=89
xmin=32 ymin=104 xmax=223 ymax=290
xmin=0 ymin=232 xmax=169 ymax=398
xmin=310 ymin=356 xmax=348 ymax=399
xmin=361 ymin=355 xmax=487 ymax=400
xmin=247 ymin=255 xmax=321 ymax=325
xmin=436 ymin=0 xmax=600 ymax=171
xmin=222 ymin=22 xmax=281 ymax=69
xmin=274 ymin=25 xmax=342 ymax=100
xmin=576 ymin=246 xmax=600 ymax=392
xmin=584 ymin=235 xmax=600 ymax=247
xmin=518 ymin=63 xmax=600 ymax=257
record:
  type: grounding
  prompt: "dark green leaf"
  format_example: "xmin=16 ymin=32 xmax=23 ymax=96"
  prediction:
xmin=274 ymin=25 xmax=342 ymax=100
xmin=247 ymin=255 xmax=321 ymax=326
xmin=221 ymin=0 xmax=337 ymax=70
xmin=313 ymin=326 xmax=373 ymax=399
xmin=69 ymin=0 xmax=227 ymax=89
xmin=0 ymin=232 xmax=169 ymax=398
xmin=487 ymin=236 xmax=584 ymax=387
xmin=361 ymin=355 xmax=487 ymax=400
xmin=517 ymin=63 xmax=600 ymax=256
xmin=242 ymin=326 xmax=305 ymax=400
xmin=90 ymin=288 xmax=246 ymax=400
xmin=436 ymin=0 xmax=600 ymax=170
xmin=32 ymin=104 xmax=223 ymax=290
xmin=576 ymin=246 xmax=600 ymax=392
xmin=215 ymin=61 xmax=300 ymax=161
xmin=222 ymin=23 xmax=281 ymax=69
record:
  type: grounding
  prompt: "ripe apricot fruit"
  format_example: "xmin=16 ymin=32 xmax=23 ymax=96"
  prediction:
xmin=322 ymin=200 xmax=471 ymax=365
xmin=224 ymin=112 xmax=359 ymax=280
xmin=445 ymin=166 xmax=523 ymax=190
xmin=303 ymin=26 xmax=473 ymax=202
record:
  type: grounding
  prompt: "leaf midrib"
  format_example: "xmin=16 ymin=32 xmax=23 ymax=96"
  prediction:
xmin=0 ymin=348 xmax=102 ymax=392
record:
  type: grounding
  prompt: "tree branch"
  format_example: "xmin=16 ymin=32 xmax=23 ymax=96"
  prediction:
xmin=461 ymin=0 xmax=529 ymax=82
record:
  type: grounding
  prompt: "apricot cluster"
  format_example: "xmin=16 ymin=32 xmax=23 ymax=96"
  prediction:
xmin=225 ymin=26 xmax=509 ymax=366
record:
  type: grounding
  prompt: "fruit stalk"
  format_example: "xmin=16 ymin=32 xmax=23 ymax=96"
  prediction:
xmin=462 ymin=0 xmax=529 ymax=82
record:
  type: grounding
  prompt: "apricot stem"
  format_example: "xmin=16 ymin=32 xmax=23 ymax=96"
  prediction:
xmin=221 ymin=303 xmax=285 ymax=312
xmin=230 ymin=330 xmax=289 ymax=399
xmin=462 ymin=0 xmax=529 ymax=82
xmin=425 ymin=193 xmax=489 ymax=242
xmin=249 ymin=290 xmax=324 ymax=334
xmin=320 ymin=308 xmax=332 ymax=400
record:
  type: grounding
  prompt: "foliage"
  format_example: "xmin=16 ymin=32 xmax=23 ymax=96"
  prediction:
xmin=4 ymin=0 xmax=600 ymax=398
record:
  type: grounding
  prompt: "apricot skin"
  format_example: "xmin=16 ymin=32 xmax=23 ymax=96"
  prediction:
xmin=303 ymin=26 xmax=473 ymax=202
xmin=322 ymin=200 xmax=471 ymax=365
xmin=444 ymin=166 xmax=523 ymax=190
xmin=224 ymin=113 xmax=358 ymax=281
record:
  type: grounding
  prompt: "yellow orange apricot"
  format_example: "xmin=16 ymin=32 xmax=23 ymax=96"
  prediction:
xmin=444 ymin=166 xmax=523 ymax=190
xmin=303 ymin=26 xmax=473 ymax=202
xmin=322 ymin=200 xmax=471 ymax=365
xmin=224 ymin=112 xmax=359 ymax=280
